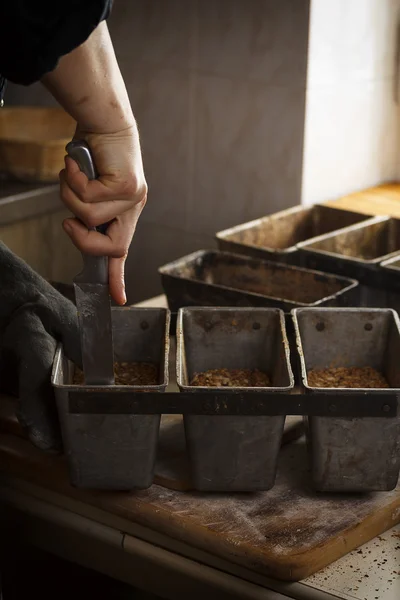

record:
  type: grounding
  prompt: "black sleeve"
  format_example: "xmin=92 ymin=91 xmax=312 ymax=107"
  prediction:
xmin=0 ymin=0 xmax=112 ymax=86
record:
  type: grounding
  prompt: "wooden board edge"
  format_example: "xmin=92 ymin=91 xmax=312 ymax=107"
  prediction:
xmin=251 ymin=499 xmax=400 ymax=581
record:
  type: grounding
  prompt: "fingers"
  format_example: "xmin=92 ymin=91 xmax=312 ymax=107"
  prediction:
xmin=63 ymin=213 xmax=135 ymax=256
xmin=64 ymin=217 xmax=128 ymax=305
xmin=65 ymin=155 xmax=145 ymax=202
xmin=63 ymin=210 xmax=141 ymax=304
xmin=64 ymin=218 xmax=127 ymax=305
xmin=60 ymin=169 xmax=135 ymax=228
xmin=63 ymin=218 xmax=127 ymax=257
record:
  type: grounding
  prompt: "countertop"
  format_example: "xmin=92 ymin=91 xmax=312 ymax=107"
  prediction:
xmin=0 ymin=179 xmax=60 ymax=227
xmin=1 ymin=293 xmax=398 ymax=600
xmin=324 ymin=182 xmax=400 ymax=217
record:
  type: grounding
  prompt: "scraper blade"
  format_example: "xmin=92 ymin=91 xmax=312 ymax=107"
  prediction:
xmin=67 ymin=140 xmax=115 ymax=385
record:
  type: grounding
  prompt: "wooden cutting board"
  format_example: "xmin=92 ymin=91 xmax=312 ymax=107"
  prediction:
xmin=1 ymin=429 xmax=400 ymax=582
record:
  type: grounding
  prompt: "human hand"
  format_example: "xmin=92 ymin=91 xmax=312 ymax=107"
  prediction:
xmin=59 ymin=124 xmax=147 ymax=305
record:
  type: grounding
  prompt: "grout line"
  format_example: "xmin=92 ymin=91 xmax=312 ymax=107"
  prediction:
xmin=185 ymin=0 xmax=199 ymax=233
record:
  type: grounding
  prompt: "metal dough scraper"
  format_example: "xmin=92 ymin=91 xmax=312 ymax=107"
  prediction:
xmin=66 ymin=140 xmax=115 ymax=385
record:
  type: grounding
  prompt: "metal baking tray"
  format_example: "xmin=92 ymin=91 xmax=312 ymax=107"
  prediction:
xmin=176 ymin=307 xmax=294 ymax=492
xmin=216 ymin=205 xmax=371 ymax=264
xmin=51 ymin=304 xmax=398 ymax=493
xmin=292 ymin=307 xmax=400 ymax=492
xmin=159 ymin=250 xmax=359 ymax=314
xmin=297 ymin=216 xmax=400 ymax=306
xmin=52 ymin=307 xmax=170 ymax=490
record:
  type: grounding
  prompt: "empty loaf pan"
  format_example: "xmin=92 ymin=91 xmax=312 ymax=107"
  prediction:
xmin=297 ymin=216 xmax=400 ymax=307
xmin=52 ymin=307 xmax=170 ymax=490
xmin=216 ymin=205 xmax=370 ymax=264
xmin=292 ymin=307 xmax=400 ymax=492
xmin=159 ymin=250 xmax=359 ymax=314
xmin=177 ymin=307 xmax=294 ymax=492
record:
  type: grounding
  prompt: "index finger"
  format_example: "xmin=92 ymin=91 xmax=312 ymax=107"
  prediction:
xmin=63 ymin=218 xmax=127 ymax=258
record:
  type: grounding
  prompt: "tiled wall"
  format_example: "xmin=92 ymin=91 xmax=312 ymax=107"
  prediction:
xmin=302 ymin=0 xmax=400 ymax=207
xmin=113 ymin=0 xmax=310 ymax=301
xmin=5 ymin=0 xmax=310 ymax=301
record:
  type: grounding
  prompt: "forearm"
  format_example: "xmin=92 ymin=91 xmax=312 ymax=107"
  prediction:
xmin=42 ymin=21 xmax=134 ymax=134
xmin=43 ymin=22 xmax=146 ymax=306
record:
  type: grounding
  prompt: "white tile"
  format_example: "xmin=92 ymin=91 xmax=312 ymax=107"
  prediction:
xmin=307 ymin=0 xmax=400 ymax=88
xmin=301 ymin=79 xmax=400 ymax=206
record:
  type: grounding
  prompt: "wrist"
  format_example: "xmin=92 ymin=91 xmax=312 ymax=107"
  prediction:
xmin=75 ymin=101 xmax=135 ymax=136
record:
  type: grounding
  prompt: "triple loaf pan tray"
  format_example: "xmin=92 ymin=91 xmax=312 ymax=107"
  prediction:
xmin=158 ymin=249 xmax=359 ymax=314
xmin=216 ymin=204 xmax=371 ymax=265
xmin=52 ymin=306 xmax=400 ymax=493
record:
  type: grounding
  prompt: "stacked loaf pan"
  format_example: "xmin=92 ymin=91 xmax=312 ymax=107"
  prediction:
xmin=216 ymin=206 xmax=400 ymax=308
xmin=52 ymin=204 xmax=400 ymax=493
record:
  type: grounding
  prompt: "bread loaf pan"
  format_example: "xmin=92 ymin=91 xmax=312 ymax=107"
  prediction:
xmin=297 ymin=216 xmax=399 ymax=306
xmin=159 ymin=250 xmax=359 ymax=314
xmin=216 ymin=205 xmax=370 ymax=264
xmin=52 ymin=307 xmax=170 ymax=490
xmin=293 ymin=307 xmax=400 ymax=492
xmin=177 ymin=307 xmax=294 ymax=492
